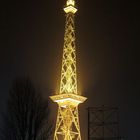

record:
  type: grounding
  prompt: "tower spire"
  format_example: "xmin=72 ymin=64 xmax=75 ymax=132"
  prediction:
xmin=66 ymin=0 xmax=75 ymax=6
xmin=50 ymin=0 xmax=87 ymax=140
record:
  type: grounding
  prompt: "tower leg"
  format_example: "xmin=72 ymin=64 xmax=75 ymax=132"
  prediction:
xmin=54 ymin=105 xmax=81 ymax=140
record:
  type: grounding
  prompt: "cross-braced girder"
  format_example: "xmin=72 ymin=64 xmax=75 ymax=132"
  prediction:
xmin=60 ymin=13 xmax=77 ymax=94
xmin=54 ymin=105 xmax=81 ymax=140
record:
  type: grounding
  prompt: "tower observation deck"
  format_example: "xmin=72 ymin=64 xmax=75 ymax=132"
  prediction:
xmin=50 ymin=0 xmax=87 ymax=140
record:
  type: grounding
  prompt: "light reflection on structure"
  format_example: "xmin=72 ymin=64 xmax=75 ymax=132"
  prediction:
xmin=50 ymin=0 xmax=87 ymax=140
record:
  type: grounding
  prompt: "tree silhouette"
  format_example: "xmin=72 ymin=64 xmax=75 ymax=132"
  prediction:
xmin=0 ymin=78 xmax=52 ymax=140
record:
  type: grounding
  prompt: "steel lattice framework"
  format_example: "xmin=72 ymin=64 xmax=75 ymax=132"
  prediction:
xmin=60 ymin=12 xmax=77 ymax=94
xmin=87 ymin=106 xmax=119 ymax=140
xmin=50 ymin=0 xmax=87 ymax=140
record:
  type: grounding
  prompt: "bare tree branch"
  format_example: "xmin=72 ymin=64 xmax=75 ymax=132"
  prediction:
xmin=0 ymin=77 xmax=52 ymax=140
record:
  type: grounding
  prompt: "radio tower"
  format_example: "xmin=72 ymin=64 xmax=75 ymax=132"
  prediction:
xmin=50 ymin=0 xmax=87 ymax=140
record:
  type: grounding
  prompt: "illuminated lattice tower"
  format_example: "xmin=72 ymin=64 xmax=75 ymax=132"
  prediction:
xmin=50 ymin=0 xmax=87 ymax=140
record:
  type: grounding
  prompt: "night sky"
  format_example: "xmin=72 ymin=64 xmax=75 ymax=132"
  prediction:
xmin=0 ymin=0 xmax=140 ymax=140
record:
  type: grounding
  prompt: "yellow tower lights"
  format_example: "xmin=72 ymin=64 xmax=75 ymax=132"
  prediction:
xmin=64 ymin=0 xmax=77 ymax=14
xmin=50 ymin=0 xmax=87 ymax=140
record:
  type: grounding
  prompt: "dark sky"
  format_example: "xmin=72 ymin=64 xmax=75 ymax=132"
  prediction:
xmin=0 ymin=0 xmax=140 ymax=140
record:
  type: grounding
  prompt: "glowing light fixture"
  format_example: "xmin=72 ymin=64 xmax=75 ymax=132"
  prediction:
xmin=66 ymin=0 xmax=75 ymax=6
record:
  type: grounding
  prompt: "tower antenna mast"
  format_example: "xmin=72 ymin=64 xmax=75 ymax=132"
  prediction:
xmin=50 ymin=0 xmax=87 ymax=140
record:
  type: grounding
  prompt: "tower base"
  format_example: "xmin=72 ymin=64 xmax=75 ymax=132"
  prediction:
xmin=54 ymin=105 xmax=81 ymax=140
xmin=50 ymin=93 xmax=87 ymax=140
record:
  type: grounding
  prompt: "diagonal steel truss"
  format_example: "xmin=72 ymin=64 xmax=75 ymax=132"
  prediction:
xmin=60 ymin=12 xmax=77 ymax=95
xmin=54 ymin=105 xmax=81 ymax=140
xmin=87 ymin=106 xmax=119 ymax=140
